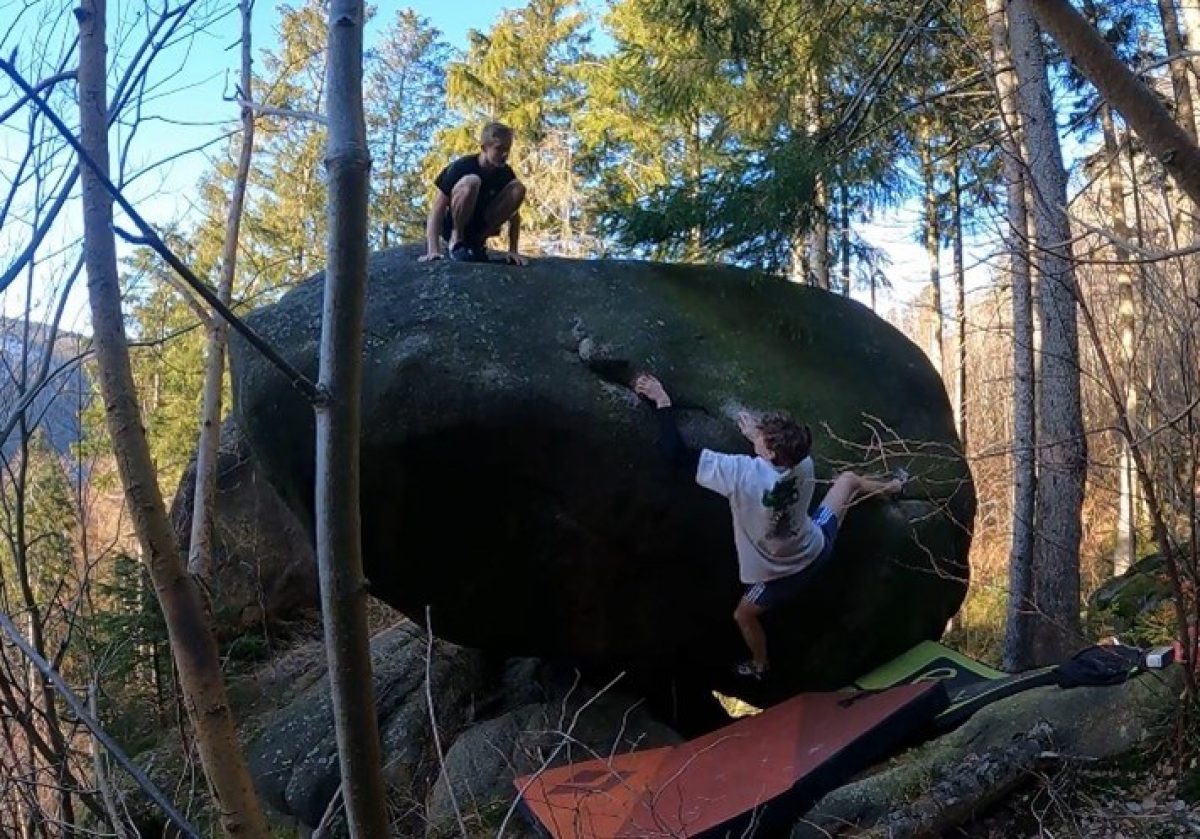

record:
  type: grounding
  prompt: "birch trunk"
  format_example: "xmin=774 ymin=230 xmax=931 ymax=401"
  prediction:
xmin=1010 ymin=0 xmax=1086 ymax=663
xmin=987 ymin=0 xmax=1038 ymax=671
xmin=316 ymin=0 xmax=389 ymax=832
xmin=76 ymin=1 xmax=270 ymax=834
xmin=188 ymin=0 xmax=256 ymax=580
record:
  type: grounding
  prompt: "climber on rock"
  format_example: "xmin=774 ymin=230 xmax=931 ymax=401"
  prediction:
xmin=633 ymin=372 xmax=906 ymax=681
xmin=418 ymin=121 xmax=529 ymax=265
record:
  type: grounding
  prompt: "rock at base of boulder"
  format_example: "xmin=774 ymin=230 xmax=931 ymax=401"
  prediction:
xmin=170 ymin=421 xmax=319 ymax=640
xmin=793 ymin=668 xmax=1185 ymax=837
xmin=247 ymin=621 xmax=485 ymax=831
xmin=425 ymin=675 xmax=682 ymax=838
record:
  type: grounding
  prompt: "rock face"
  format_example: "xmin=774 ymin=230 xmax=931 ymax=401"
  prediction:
xmin=230 ymin=246 xmax=974 ymax=699
xmin=170 ymin=421 xmax=319 ymax=640
xmin=245 ymin=622 xmax=485 ymax=830
xmin=424 ymin=666 xmax=682 ymax=838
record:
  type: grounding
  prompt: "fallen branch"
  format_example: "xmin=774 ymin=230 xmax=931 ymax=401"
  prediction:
xmin=794 ymin=669 xmax=1185 ymax=838
xmin=855 ymin=722 xmax=1054 ymax=838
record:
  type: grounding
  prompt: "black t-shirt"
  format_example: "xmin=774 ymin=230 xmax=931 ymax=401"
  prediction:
xmin=434 ymin=154 xmax=516 ymax=208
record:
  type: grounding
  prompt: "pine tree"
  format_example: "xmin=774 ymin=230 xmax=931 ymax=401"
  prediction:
xmin=366 ymin=10 xmax=450 ymax=248
xmin=244 ymin=0 xmax=332 ymax=289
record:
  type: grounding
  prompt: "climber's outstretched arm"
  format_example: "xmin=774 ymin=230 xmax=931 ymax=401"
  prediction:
xmin=635 ymin=373 xmax=700 ymax=473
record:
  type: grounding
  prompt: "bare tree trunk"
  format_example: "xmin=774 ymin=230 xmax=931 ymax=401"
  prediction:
xmin=840 ymin=175 xmax=852 ymax=296
xmin=89 ymin=685 xmax=130 ymax=839
xmin=1027 ymin=0 xmax=1200 ymax=207
xmin=919 ymin=132 xmax=945 ymax=378
xmin=810 ymin=176 xmax=831 ymax=290
xmin=1099 ymin=104 xmax=1139 ymax=575
xmin=988 ymin=0 xmax=1038 ymax=671
xmin=806 ymin=70 xmax=830 ymax=290
xmin=1180 ymin=0 xmax=1200 ymax=134
xmin=788 ymin=238 xmax=807 ymax=284
xmin=952 ymin=158 xmax=967 ymax=450
xmin=1011 ymin=0 xmax=1086 ymax=663
xmin=13 ymin=300 xmax=77 ymax=833
xmin=381 ymin=124 xmax=398 ymax=250
xmin=189 ymin=0 xmax=256 ymax=581
xmin=1158 ymin=0 xmax=1199 ymax=143
xmin=75 ymin=2 xmax=270 ymax=835
xmin=317 ymin=0 xmax=389 ymax=833
xmin=1157 ymin=0 xmax=1198 ymax=244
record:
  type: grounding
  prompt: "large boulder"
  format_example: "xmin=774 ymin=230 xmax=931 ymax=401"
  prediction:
xmin=229 ymin=246 xmax=974 ymax=701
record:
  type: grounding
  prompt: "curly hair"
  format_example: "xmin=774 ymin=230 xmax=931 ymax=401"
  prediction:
xmin=757 ymin=411 xmax=813 ymax=468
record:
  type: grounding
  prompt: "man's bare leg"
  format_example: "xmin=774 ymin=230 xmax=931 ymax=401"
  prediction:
xmin=479 ymin=180 xmax=527 ymax=241
xmin=734 ymin=599 xmax=769 ymax=673
xmin=820 ymin=470 xmax=903 ymax=521
xmin=449 ymin=175 xmax=482 ymax=249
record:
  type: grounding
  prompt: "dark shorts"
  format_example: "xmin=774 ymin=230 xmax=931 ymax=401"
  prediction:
xmin=440 ymin=189 xmax=506 ymax=243
xmin=743 ymin=505 xmax=840 ymax=610
xmin=440 ymin=206 xmax=489 ymax=243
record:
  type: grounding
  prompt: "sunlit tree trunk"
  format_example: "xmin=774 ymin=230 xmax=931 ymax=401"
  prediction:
xmin=1011 ymin=0 xmax=1086 ymax=663
xmin=316 ymin=0 xmax=389 ymax=832
xmin=1180 ymin=0 xmax=1200 ymax=133
xmin=1099 ymin=103 xmax=1139 ymax=575
xmin=1157 ymin=0 xmax=1199 ymax=144
xmin=918 ymin=129 xmax=945 ymax=378
xmin=189 ymin=0 xmax=256 ymax=582
xmin=951 ymin=158 xmax=967 ymax=450
xmin=806 ymin=70 xmax=830 ymax=289
xmin=1156 ymin=0 xmax=1198 ymax=243
xmin=76 ymin=0 xmax=270 ymax=833
xmin=840 ymin=175 xmax=852 ymax=296
xmin=810 ymin=177 xmax=830 ymax=290
xmin=988 ymin=0 xmax=1038 ymax=671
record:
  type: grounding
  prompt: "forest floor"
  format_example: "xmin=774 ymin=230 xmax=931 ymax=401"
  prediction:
xmin=958 ymin=749 xmax=1200 ymax=838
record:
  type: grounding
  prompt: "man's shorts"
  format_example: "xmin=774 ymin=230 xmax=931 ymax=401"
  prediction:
xmin=441 ymin=207 xmax=486 ymax=242
xmin=743 ymin=505 xmax=840 ymax=610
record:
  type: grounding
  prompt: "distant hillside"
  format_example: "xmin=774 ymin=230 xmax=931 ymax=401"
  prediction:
xmin=0 ymin=317 xmax=92 ymax=465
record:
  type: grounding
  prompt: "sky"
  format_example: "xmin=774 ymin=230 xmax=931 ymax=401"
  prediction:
xmin=0 ymin=0 xmax=989 ymax=336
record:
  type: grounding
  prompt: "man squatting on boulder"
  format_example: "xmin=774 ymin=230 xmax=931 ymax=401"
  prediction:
xmin=419 ymin=121 xmax=529 ymax=265
xmin=634 ymin=373 xmax=905 ymax=680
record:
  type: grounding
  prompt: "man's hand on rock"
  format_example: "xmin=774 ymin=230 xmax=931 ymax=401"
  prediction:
xmin=736 ymin=410 xmax=760 ymax=440
xmin=634 ymin=373 xmax=671 ymax=408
